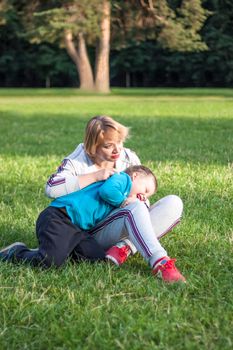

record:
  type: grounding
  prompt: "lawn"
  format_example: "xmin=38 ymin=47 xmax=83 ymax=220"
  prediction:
xmin=0 ymin=88 xmax=232 ymax=350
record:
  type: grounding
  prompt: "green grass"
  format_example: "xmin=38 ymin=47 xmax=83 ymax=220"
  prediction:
xmin=1 ymin=87 xmax=233 ymax=97
xmin=0 ymin=88 xmax=232 ymax=350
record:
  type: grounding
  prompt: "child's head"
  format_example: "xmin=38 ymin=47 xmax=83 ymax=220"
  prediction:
xmin=84 ymin=115 xmax=129 ymax=158
xmin=124 ymin=165 xmax=157 ymax=201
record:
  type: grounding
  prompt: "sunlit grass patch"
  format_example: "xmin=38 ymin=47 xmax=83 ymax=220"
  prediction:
xmin=0 ymin=88 xmax=232 ymax=349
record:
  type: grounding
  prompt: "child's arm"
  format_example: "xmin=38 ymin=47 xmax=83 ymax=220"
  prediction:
xmin=98 ymin=173 xmax=132 ymax=207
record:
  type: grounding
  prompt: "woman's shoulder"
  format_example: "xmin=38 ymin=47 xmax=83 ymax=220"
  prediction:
xmin=65 ymin=143 xmax=94 ymax=171
xmin=122 ymin=147 xmax=141 ymax=164
xmin=115 ymin=147 xmax=141 ymax=171
xmin=66 ymin=144 xmax=91 ymax=163
xmin=66 ymin=143 xmax=86 ymax=160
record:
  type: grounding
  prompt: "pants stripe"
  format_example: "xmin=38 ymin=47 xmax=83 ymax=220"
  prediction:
xmin=126 ymin=210 xmax=152 ymax=257
xmin=157 ymin=218 xmax=181 ymax=239
xmin=88 ymin=210 xmax=127 ymax=235
xmin=88 ymin=209 xmax=153 ymax=258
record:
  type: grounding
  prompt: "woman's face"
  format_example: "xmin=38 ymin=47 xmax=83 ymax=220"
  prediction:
xmin=95 ymin=128 xmax=123 ymax=163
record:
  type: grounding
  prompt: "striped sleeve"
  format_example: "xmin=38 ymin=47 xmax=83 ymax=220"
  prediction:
xmin=45 ymin=159 xmax=80 ymax=198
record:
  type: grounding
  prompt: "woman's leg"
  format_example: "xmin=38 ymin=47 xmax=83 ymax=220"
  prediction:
xmin=89 ymin=201 xmax=168 ymax=268
xmin=92 ymin=195 xmax=183 ymax=265
xmin=91 ymin=201 xmax=186 ymax=282
xmin=149 ymin=195 xmax=183 ymax=239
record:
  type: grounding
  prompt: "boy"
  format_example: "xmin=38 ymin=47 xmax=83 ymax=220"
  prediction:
xmin=0 ymin=165 xmax=157 ymax=268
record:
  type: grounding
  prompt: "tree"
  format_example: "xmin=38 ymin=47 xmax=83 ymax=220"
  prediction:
xmin=111 ymin=0 xmax=208 ymax=51
xmin=202 ymin=0 xmax=233 ymax=85
xmin=22 ymin=0 xmax=110 ymax=92
xmin=14 ymin=1 xmax=209 ymax=91
xmin=63 ymin=0 xmax=110 ymax=92
xmin=110 ymin=0 xmax=208 ymax=87
xmin=0 ymin=0 xmax=11 ymax=25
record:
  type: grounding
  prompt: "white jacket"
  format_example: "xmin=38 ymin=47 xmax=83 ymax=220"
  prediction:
xmin=45 ymin=143 xmax=140 ymax=198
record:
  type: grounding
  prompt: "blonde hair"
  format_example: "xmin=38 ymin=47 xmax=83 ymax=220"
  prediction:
xmin=84 ymin=115 xmax=129 ymax=157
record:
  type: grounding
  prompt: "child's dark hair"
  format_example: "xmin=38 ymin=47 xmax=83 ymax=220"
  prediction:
xmin=124 ymin=165 xmax=158 ymax=192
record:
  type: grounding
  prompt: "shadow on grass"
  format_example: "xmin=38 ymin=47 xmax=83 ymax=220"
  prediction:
xmin=0 ymin=111 xmax=232 ymax=165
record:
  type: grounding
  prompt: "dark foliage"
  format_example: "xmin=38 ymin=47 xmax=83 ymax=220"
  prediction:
xmin=0 ymin=0 xmax=232 ymax=87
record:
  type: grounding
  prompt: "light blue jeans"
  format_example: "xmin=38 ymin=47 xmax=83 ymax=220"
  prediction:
xmin=88 ymin=195 xmax=183 ymax=268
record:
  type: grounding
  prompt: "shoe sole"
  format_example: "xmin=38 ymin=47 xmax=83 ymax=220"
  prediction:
xmin=0 ymin=242 xmax=26 ymax=253
xmin=105 ymin=255 xmax=120 ymax=266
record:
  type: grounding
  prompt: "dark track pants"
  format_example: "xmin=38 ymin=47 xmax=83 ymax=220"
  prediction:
xmin=12 ymin=207 xmax=106 ymax=268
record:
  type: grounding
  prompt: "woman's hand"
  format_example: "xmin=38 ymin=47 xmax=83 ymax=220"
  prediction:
xmin=94 ymin=169 xmax=116 ymax=182
xmin=78 ymin=169 xmax=116 ymax=189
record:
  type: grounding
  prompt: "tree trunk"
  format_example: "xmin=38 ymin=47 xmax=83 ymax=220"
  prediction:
xmin=94 ymin=0 xmax=111 ymax=93
xmin=46 ymin=75 xmax=51 ymax=88
xmin=126 ymin=72 xmax=131 ymax=87
xmin=64 ymin=30 xmax=95 ymax=91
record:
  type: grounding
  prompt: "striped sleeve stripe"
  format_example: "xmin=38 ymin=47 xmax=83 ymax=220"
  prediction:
xmin=47 ymin=177 xmax=66 ymax=187
xmin=57 ymin=159 xmax=68 ymax=173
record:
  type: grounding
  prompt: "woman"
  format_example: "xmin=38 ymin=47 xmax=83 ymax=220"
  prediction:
xmin=45 ymin=115 xmax=185 ymax=283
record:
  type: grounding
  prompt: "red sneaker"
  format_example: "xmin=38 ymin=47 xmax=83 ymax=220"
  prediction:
xmin=152 ymin=257 xmax=186 ymax=283
xmin=105 ymin=241 xmax=132 ymax=266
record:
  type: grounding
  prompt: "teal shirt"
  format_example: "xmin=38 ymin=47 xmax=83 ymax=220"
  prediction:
xmin=50 ymin=172 xmax=132 ymax=230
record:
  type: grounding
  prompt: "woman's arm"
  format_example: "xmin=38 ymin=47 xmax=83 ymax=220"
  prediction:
xmin=78 ymin=169 xmax=115 ymax=189
xmin=45 ymin=144 xmax=140 ymax=199
xmin=45 ymin=159 xmax=115 ymax=198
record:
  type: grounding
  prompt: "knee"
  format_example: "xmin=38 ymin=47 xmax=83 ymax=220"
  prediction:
xmin=43 ymin=254 xmax=66 ymax=268
xmin=163 ymin=195 xmax=183 ymax=217
xmin=125 ymin=200 xmax=148 ymax=213
xmin=123 ymin=200 xmax=150 ymax=221
xmin=74 ymin=238 xmax=106 ymax=262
